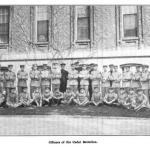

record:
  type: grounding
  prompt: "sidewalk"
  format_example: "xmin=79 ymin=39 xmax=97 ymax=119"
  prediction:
xmin=0 ymin=115 xmax=150 ymax=135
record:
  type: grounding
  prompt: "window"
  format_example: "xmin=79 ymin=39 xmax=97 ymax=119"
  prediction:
xmin=37 ymin=6 xmax=48 ymax=42
xmin=0 ymin=6 xmax=9 ymax=44
xmin=77 ymin=6 xmax=90 ymax=40
xmin=122 ymin=6 xmax=138 ymax=38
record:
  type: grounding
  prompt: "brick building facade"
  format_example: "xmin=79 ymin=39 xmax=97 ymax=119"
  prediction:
xmin=0 ymin=5 xmax=150 ymax=88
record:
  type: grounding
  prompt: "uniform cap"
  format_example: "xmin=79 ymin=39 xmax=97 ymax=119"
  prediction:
xmin=32 ymin=64 xmax=37 ymax=67
xmin=8 ymin=64 xmax=13 ymax=67
xmin=43 ymin=64 xmax=47 ymax=66
xmin=120 ymin=87 xmax=125 ymax=90
xmin=103 ymin=65 xmax=107 ymax=67
xmin=142 ymin=65 xmax=149 ymax=68
xmin=114 ymin=65 xmax=118 ymax=68
xmin=22 ymin=86 xmax=28 ymax=89
xmin=109 ymin=87 xmax=114 ymax=90
xmin=137 ymin=88 xmax=143 ymax=92
xmin=60 ymin=63 xmax=66 ymax=66
xmin=20 ymin=65 xmax=25 ymax=67
xmin=79 ymin=86 xmax=85 ymax=90
xmin=94 ymin=86 xmax=99 ymax=89
xmin=136 ymin=65 xmax=142 ymax=68
xmin=129 ymin=88 xmax=134 ymax=91
xmin=90 ymin=63 xmax=95 ymax=66
xmin=109 ymin=64 xmax=114 ymax=67
xmin=10 ymin=86 xmax=16 ymax=89
xmin=52 ymin=62 xmax=58 ymax=66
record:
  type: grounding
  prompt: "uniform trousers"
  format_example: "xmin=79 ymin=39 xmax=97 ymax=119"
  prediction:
xmin=18 ymin=87 xmax=23 ymax=95
xmin=101 ymin=87 xmax=109 ymax=98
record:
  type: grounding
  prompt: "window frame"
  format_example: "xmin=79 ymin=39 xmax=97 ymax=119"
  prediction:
xmin=35 ymin=6 xmax=49 ymax=45
xmin=0 ymin=6 xmax=10 ymax=46
xmin=75 ymin=6 xmax=91 ymax=43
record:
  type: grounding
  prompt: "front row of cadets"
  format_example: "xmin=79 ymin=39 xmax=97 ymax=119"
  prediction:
xmin=0 ymin=84 xmax=150 ymax=111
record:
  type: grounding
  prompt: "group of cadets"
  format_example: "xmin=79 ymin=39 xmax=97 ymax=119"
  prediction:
xmin=0 ymin=62 xmax=150 ymax=111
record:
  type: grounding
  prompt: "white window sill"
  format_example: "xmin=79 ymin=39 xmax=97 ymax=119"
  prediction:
xmin=122 ymin=37 xmax=139 ymax=41
xmin=76 ymin=40 xmax=91 ymax=43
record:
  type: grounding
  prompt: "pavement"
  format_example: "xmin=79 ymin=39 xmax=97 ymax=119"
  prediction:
xmin=0 ymin=115 xmax=150 ymax=135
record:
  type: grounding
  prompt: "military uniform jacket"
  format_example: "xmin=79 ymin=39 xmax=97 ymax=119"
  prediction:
xmin=112 ymin=71 xmax=121 ymax=87
xmin=30 ymin=70 xmax=41 ymax=87
xmin=51 ymin=69 xmax=61 ymax=84
xmin=68 ymin=69 xmax=78 ymax=85
xmin=118 ymin=93 xmax=128 ymax=101
xmin=5 ymin=71 xmax=16 ymax=88
xmin=17 ymin=70 xmax=28 ymax=87
xmin=0 ymin=71 xmax=4 ymax=87
xmin=42 ymin=91 xmax=53 ymax=99
xmin=32 ymin=91 xmax=42 ymax=102
xmin=140 ymin=71 xmax=150 ymax=89
xmin=122 ymin=71 xmax=133 ymax=87
xmin=104 ymin=92 xmax=118 ymax=102
xmin=7 ymin=93 xmax=18 ymax=104
xmin=101 ymin=71 xmax=110 ymax=87
xmin=41 ymin=70 xmax=50 ymax=86
xmin=63 ymin=91 xmax=75 ymax=102
xmin=126 ymin=93 xmax=137 ymax=104
xmin=76 ymin=91 xmax=88 ymax=103
xmin=19 ymin=92 xmax=30 ymax=102
xmin=53 ymin=91 xmax=63 ymax=99
xmin=135 ymin=94 xmax=147 ymax=106
xmin=90 ymin=70 xmax=101 ymax=85
xmin=91 ymin=92 xmax=102 ymax=103
xmin=79 ymin=70 xmax=90 ymax=86
xmin=132 ymin=71 xmax=142 ymax=88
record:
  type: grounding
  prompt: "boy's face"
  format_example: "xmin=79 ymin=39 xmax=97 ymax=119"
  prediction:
xmin=82 ymin=65 xmax=86 ymax=70
xmin=33 ymin=66 xmax=37 ymax=70
xmin=45 ymin=88 xmax=49 ymax=92
xmin=55 ymin=88 xmax=59 ymax=92
xmin=20 ymin=67 xmax=24 ymax=71
xmin=144 ymin=67 xmax=148 ymax=72
xmin=136 ymin=67 xmax=140 ymax=72
xmin=61 ymin=65 xmax=65 ymax=70
xmin=43 ymin=65 xmax=47 ymax=70
xmin=126 ymin=67 xmax=130 ymax=71
xmin=80 ymin=89 xmax=85 ymax=93
xmin=94 ymin=66 xmax=98 ymax=70
xmin=120 ymin=89 xmax=125 ymax=94
xmin=35 ymin=88 xmax=39 ymax=92
xmin=8 ymin=66 xmax=13 ymax=71
xmin=71 ymin=65 xmax=75 ymax=70
xmin=94 ymin=88 xmax=99 ymax=93
xmin=114 ymin=67 xmax=118 ymax=72
xmin=11 ymin=89 xmax=15 ymax=93
xmin=103 ymin=67 xmax=107 ymax=71
xmin=23 ymin=88 xmax=27 ymax=93
xmin=138 ymin=91 xmax=143 ymax=95
xmin=129 ymin=90 xmax=134 ymax=94
xmin=66 ymin=88 xmax=71 ymax=93
xmin=109 ymin=89 xmax=113 ymax=93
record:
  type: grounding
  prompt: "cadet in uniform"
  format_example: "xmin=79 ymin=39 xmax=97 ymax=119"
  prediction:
xmin=101 ymin=65 xmax=110 ymax=98
xmin=5 ymin=65 xmax=16 ymax=98
xmin=108 ymin=64 xmax=114 ymax=87
xmin=112 ymin=65 xmax=121 ymax=94
xmin=122 ymin=65 xmax=133 ymax=93
xmin=29 ymin=64 xmax=41 ymax=98
xmin=60 ymin=63 xmax=68 ymax=93
xmin=17 ymin=65 xmax=28 ymax=95
xmin=79 ymin=64 xmax=90 ymax=96
xmin=51 ymin=63 xmax=61 ymax=92
xmin=0 ymin=65 xmax=4 ymax=93
xmin=132 ymin=65 xmax=142 ymax=91
xmin=18 ymin=86 xmax=31 ymax=107
xmin=118 ymin=87 xmax=128 ymax=107
xmin=41 ymin=64 xmax=51 ymax=94
xmin=90 ymin=64 xmax=101 ymax=93
xmin=140 ymin=65 xmax=150 ymax=102
xmin=68 ymin=63 xmax=79 ymax=94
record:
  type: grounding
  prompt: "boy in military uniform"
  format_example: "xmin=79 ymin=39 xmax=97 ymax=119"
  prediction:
xmin=42 ymin=86 xmax=53 ymax=106
xmin=5 ymin=65 xmax=16 ymax=98
xmin=132 ymin=65 xmax=142 ymax=91
xmin=140 ymin=65 xmax=150 ymax=102
xmin=0 ymin=65 xmax=4 ymax=93
xmin=17 ymin=65 xmax=28 ymax=95
xmin=90 ymin=64 xmax=101 ymax=93
xmin=123 ymin=88 xmax=137 ymax=109
xmin=133 ymin=88 xmax=150 ymax=111
xmin=60 ymin=63 xmax=68 ymax=93
xmin=103 ymin=87 xmax=118 ymax=105
xmin=122 ymin=65 xmax=133 ymax=93
xmin=29 ymin=64 xmax=41 ymax=98
xmin=41 ymin=64 xmax=51 ymax=94
xmin=101 ymin=65 xmax=110 ymax=98
xmin=51 ymin=63 xmax=61 ymax=92
xmin=79 ymin=64 xmax=90 ymax=96
xmin=18 ymin=86 xmax=31 ymax=107
xmin=90 ymin=86 xmax=103 ymax=106
xmin=6 ymin=86 xmax=18 ymax=108
xmin=62 ymin=86 xmax=76 ymax=105
xmin=53 ymin=87 xmax=64 ymax=106
xmin=68 ymin=63 xmax=79 ymax=94
xmin=73 ymin=86 xmax=90 ymax=106
xmin=31 ymin=86 xmax=42 ymax=107
xmin=117 ymin=87 xmax=128 ymax=107
xmin=108 ymin=64 xmax=114 ymax=87
xmin=112 ymin=65 xmax=121 ymax=94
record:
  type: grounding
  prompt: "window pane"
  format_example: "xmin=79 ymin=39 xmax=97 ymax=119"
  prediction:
xmin=77 ymin=6 xmax=89 ymax=18
xmin=0 ymin=7 xmax=9 ymax=44
xmin=122 ymin=6 xmax=137 ymax=14
xmin=37 ymin=20 xmax=48 ymax=42
xmin=124 ymin=14 xmax=137 ymax=37
xmin=37 ymin=6 xmax=48 ymax=21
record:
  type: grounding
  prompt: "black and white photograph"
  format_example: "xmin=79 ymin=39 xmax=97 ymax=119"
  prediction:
xmin=1 ymin=2 xmax=150 ymax=138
